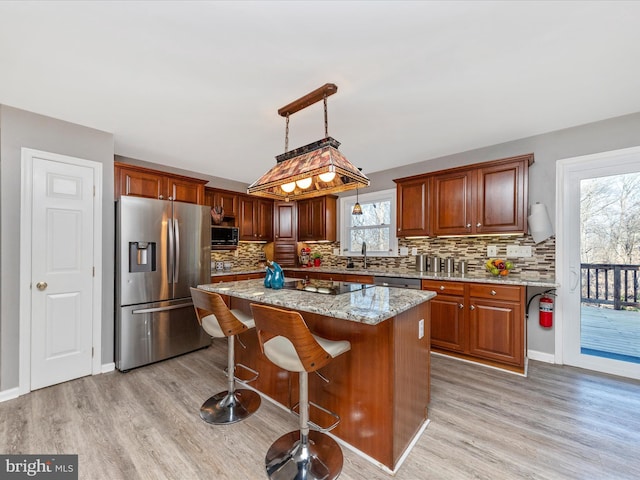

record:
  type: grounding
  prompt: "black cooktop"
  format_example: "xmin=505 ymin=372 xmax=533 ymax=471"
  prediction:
xmin=282 ymin=279 xmax=375 ymax=295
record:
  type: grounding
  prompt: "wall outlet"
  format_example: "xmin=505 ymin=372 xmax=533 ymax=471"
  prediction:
xmin=487 ymin=245 xmax=498 ymax=257
xmin=418 ymin=319 xmax=424 ymax=339
xmin=506 ymin=245 xmax=532 ymax=257
xmin=333 ymin=248 xmax=340 ymax=256
xmin=411 ymin=247 xmax=418 ymax=256
xmin=399 ymin=247 xmax=409 ymax=256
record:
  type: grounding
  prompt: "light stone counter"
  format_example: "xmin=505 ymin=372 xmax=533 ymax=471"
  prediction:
xmin=211 ymin=266 xmax=557 ymax=288
xmin=280 ymin=267 xmax=558 ymax=288
xmin=197 ymin=278 xmax=436 ymax=326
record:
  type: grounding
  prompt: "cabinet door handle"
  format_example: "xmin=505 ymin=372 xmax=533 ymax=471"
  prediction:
xmin=490 ymin=289 xmax=497 ymax=296
xmin=159 ymin=194 xmax=164 ymax=199
xmin=470 ymin=305 xmax=475 ymax=310
xmin=476 ymin=222 xmax=482 ymax=227
xmin=466 ymin=223 xmax=471 ymax=228
xmin=439 ymin=285 xmax=445 ymax=291
xmin=458 ymin=303 xmax=464 ymax=309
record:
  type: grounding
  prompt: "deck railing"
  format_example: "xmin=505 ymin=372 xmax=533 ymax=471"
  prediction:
xmin=581 ymin=263 xmax=640 ymax=310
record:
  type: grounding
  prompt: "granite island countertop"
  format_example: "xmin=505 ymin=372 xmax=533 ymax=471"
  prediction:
xmin=198 ymin=278 xmax=436 ymax=325
xmin=212 ymin=266 xmax=558 ymax=288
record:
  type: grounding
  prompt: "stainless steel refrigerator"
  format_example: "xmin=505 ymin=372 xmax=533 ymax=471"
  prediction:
xmin=115 ymin=196 xmax=211 ymax=371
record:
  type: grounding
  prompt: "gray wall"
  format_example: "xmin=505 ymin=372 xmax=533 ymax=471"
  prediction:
xmin=115 ymin=154 xmax=249 ymax=193
xmin=0 ymin=105 xmax=114 ymax=391
xmin=363 ymin=111 xmax=640 ymax=355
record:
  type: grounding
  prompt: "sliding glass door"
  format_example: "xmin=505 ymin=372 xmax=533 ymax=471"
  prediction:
xmin=557 ymin=146 xmax=640 ymax=380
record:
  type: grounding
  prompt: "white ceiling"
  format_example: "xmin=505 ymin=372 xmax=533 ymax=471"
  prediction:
xmin=2 ymin=1 xmax=640 ymax=185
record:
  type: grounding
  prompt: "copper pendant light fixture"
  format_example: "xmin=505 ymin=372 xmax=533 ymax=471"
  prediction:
xmin=352 ymin=187 xmax=363 ymax=215
xmin=352 ymin=167 xmax=363 ymax=215
xmin=248 ymin=83 xmax=370 ymax=200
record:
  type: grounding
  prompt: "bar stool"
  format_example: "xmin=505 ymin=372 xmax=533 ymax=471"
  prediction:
xmin=190 ymin=287 xmax=261 ymax=424
xmin=250 ymin=303 xmax=351 ymax=480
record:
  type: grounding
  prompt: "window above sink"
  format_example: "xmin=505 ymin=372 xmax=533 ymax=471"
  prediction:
xmin=339 ymin=188 xmax=398 ymax=257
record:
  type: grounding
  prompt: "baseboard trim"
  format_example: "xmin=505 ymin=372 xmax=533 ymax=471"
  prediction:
xmin=2 ymin=365 xmax=115 ymax=403
xmin=527 ymin=350 xmax=556 ymax=364
xmin=101 ymin=362 xmax=115 ymax=374
xmin=0 ymin=387 xmax=20 ymax=403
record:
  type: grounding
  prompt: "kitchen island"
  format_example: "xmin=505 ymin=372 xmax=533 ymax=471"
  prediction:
xmin=197 ymin=279 xmax=436 ymax=473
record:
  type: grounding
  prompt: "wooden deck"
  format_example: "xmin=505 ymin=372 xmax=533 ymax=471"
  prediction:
xmin=581 ymin=304 xmax=640 ymax=362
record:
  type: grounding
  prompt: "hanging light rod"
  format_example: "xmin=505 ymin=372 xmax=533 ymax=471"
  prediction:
xmin=277 ymin=83 xmax=338 ymax=117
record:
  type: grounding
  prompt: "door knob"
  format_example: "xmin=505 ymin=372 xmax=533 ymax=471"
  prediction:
xmin=36 ymin=281 xmax=48 ymax=291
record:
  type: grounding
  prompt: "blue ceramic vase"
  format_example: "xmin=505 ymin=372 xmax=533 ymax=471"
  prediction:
xmin=264 ymin=265 xmax=273 ymax=288
xmin=270 ymin=261 xmax=284 ymax=289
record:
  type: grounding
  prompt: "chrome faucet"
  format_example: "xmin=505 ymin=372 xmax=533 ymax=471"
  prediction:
xmin=361 ymin=241 xmax=367 ymax=269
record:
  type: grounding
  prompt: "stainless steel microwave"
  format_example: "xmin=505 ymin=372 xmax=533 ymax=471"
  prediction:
xmin=211 ymin=226 xmax=239 ymax=249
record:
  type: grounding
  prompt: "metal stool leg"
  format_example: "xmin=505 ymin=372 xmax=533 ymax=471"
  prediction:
xmin=264 ymin=371 xmax=343 ymax=480
xmin=200 ymin=335 xmax=261 ymax=425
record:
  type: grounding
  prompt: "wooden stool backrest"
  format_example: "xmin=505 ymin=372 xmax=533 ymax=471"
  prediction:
xmin=190 ymin=287 xmax=248 ymax=337
xmin=250 ymin=303 xmax=332 ymax=373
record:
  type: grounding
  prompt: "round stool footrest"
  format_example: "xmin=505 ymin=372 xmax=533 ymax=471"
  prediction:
xmin=290 ymin=400 xmax=341 ymax=432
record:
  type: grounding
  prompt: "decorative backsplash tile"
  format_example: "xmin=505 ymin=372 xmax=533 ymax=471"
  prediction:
xmin=212 ymin=236 xmax=556 ymax=281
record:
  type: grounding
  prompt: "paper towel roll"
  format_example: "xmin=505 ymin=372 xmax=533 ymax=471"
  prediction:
xmin=528 ymin=203 xmax=554 ymax=244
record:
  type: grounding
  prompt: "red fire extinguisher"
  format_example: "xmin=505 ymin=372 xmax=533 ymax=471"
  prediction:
xmin=539 ymin=294 xmax=554 ymax=328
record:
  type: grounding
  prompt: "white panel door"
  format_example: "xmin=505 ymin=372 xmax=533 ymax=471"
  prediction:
xmin=30 ymin=156 xmax=95 ymax=390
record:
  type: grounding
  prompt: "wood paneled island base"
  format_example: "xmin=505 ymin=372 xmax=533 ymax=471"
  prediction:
xmin=227 ymin=295 xmax=431 ymax=472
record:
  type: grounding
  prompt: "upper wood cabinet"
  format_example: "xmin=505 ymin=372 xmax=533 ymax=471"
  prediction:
xmin=431 ymin=170 xmax=473 ymax=236
xmin=115 ymin=162 xmax=207 ymax=205
xmin=274 ymin=201 xmax=296 ymax=242
xmin=394 ymin=153 xmax=532 ymax=237
xmin=395 ymin=176 xmax=430 ymax=237
xmin=238 ymin=195 xmax=273 ymax=241
xmin=297 ymin=195 xmax=337 ymax=242
xmin=432 ymin=156 xmax=529 ymax=235
xmin=204 ymin=187 xmax=239 ymax=225
xmin=475 ymin=160 xmax=528 ymax=234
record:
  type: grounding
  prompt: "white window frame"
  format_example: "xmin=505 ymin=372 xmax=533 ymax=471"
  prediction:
xmin=339 ymin=188 xmax=398 ymax=257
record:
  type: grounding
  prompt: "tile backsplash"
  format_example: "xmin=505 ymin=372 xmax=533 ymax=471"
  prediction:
xmin=212 ymin=235 xmax=555 ymax=280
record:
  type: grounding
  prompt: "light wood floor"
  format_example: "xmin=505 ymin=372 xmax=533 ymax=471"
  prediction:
xmin=2 ymin=341 xmax=639 ymax=480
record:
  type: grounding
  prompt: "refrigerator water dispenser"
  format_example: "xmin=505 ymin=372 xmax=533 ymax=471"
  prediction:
xmin=129 ymin=241 xmax=156 ymax=272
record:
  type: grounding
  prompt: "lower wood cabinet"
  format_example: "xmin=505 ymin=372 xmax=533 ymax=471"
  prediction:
xmin=423 ymin=280 xmax=466 ymax=353
xmin=422 ymin=279 xmax=525 ymax=372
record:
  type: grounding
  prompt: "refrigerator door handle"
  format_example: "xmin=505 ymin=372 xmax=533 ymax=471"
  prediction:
xmin=174 ymin=218 xmax=180 ymax=284
xmin=132 ymin=302 xmax=194 ymax=315
xmin=167 ymin=217 xmax=175 ymax=284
